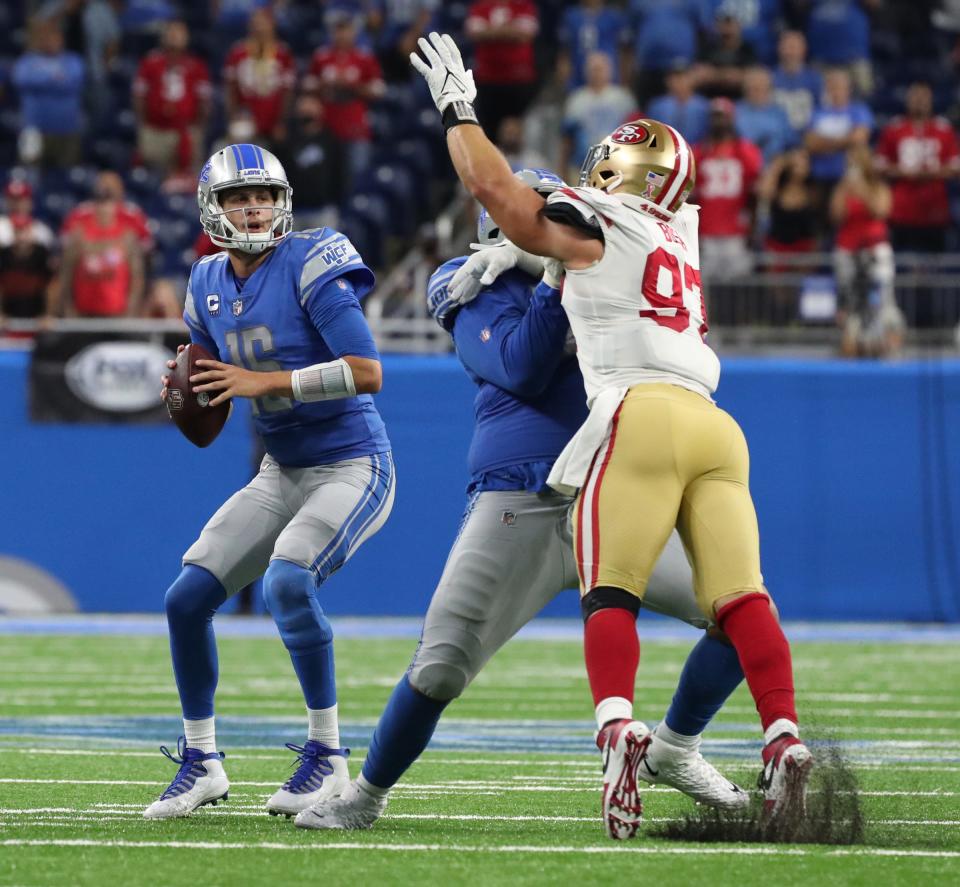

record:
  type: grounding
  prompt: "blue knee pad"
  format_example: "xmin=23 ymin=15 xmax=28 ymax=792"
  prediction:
xmin=165 ymin=564 xmax=226 ymax=623
xmin=165 ymin=565 xmax=227 ymax=720
xmin=262 ymin=559 xmax=336 ymax=709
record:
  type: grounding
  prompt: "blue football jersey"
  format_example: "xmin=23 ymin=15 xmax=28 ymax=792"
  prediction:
xmin=429 ymin=257 xmax=588 ymax=495
xmin=184 ymin=228 xmax=390 ymax=467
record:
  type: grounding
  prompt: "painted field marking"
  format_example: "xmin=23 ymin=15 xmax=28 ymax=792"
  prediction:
xmin=5 ymin=808 xmax=960 ymax=827
xmin=4 ymin=748 xmax=960 ymax=773
xmin=2 ymin=838 xmax=960 ymax=859
xmin=0 ymin=777 xmax=960 ymax=812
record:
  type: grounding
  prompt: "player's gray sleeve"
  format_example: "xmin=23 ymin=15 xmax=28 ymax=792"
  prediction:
xmin=408 ymin=490 xmax=579 ymax=701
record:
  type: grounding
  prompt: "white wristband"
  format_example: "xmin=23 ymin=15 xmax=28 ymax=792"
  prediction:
xmin=291 ymin=358 xmax=357 ymax=402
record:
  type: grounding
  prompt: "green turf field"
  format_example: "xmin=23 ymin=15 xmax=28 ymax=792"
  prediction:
xmin=1 ymin=626 xmax=958 ymax=886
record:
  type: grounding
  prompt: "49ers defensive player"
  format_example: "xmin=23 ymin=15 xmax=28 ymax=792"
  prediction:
xmin=411 ymin=32 xmax=812 ymax=840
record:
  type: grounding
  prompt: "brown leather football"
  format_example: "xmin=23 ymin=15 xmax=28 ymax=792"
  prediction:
xmin=165 ymin=342 xmax=230 ymax=448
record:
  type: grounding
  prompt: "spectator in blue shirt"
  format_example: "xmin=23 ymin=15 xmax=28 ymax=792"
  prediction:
xmin=772 ymin=30 xmax=822 ymax=141
xmin=40 ymin=0 xmax=121 ymax=130
xmin=647 ymin=63 xmax=710 ymax=145
xmin=806 ymin=0 xmax=877 ymax=95
xmin=628 ymin=0 xmax=704 ymax=105
xmin=557 ymin=0 xmax=632 ymax=90
xmin=704 ymin=0 xmax=783 ymax=64
xmin=12 ymin=17 xmax=85 ymax=168
xmin=736 ymin=65 xmax=791 ymax=162
xmin=804 ymin=67 xmax=872 ymax=185
xmin=560 ymin=51 xmax=636 ymax=181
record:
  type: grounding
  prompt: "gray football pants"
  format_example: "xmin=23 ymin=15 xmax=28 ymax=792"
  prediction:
xmin=408 ymin=488 xmax=704 ymax=702
xmin=183 ymin=452 xmax=395 ymax=594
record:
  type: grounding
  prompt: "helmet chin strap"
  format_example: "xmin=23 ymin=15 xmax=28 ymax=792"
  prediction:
xmin=602 ymin=173 xmax=624 ymax=193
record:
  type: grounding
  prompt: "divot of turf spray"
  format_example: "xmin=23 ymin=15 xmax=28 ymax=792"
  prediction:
xmin=650 ymin=729 xmax=865 ymax=845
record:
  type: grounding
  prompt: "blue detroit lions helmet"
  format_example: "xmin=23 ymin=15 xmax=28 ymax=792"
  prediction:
xmin=198 ymin=143 xmax=294 ymax=254
xmin=474 ymin=167 xmax=566 ymax=249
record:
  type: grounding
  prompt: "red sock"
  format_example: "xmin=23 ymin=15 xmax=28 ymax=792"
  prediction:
xmin=717 ymin=593 xmax=797 ymax=732
xmin=584 ymin=608 xmax=639 ymax=708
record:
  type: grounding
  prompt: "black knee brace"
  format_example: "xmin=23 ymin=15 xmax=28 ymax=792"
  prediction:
xmin=580 ymin=586 xmax=641 ymax=623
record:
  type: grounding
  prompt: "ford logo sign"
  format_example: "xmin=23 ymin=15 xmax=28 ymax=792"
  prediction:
xmin=65 ymin=341 xmax=175 ymax=412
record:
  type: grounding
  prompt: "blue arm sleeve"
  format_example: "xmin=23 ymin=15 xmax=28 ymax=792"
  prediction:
xmin=452 ymin=279 xmax=570 ymax=398
xmin=188 ymin=323 xmax=220 ymax=358
xmin=182 ymin=280 xmax=221 ymax=358
xmin=305 ymin=277 xmax=380 ymax=360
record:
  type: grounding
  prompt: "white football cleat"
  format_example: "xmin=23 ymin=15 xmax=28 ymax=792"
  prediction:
xmin=294 ymin=779 xmax=387 ymax=830
xmin=759 ymin=733 xmax=814 ymax=822
xmin=637 ymin=726 xmax=750 ymax=811
xmin=143 ymin=737 xmax=229 ymax=820
xmin=597 ymin=719 xmax=650 ymax=840
xmin=266 ymin=740 xmax=350 ymax=817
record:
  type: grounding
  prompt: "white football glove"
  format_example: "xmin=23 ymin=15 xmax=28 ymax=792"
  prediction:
xmin=410 ymin=32 xmax=477 ymax=116
xmin=542 ymin=257 xmax=565 ymax=290
xmin=449 ymin=242 xmax=546 ymax=307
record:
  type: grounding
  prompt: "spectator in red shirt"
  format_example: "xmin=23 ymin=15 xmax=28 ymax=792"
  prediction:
xmin=693 ymin=98 xmax=763 ymax=281
xmin=875 ymin=81 xmax=960 ymax=254
xmin=830 ymin=144 xmax=903 ymax=357
xmin=61 ymin=171 xmax=154 ymax=257
xmin=465 ymin=0 xmax=539 ymax=138
xmin=305 ymin=10 xmax=385 ymax=187
xmin=132 ymin=19 xmax=211 ymax=177
xmin=224 ymin=8 xmax=296 ymax=151
xmin=60 ymin=172 xmax=146 ymax=317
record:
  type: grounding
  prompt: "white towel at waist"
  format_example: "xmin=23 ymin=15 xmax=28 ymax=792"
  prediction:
xmin=547 ymin=386 xmax=628 ymax=497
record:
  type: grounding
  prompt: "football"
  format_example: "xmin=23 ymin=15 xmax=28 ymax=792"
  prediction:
xmin=165 ymin=342 xmax=230 ymax=448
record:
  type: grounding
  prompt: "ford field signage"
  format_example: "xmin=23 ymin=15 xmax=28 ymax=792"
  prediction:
xmin=65 ymin=341 xmax=174 ymax=413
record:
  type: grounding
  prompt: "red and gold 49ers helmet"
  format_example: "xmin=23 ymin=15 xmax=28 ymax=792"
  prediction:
xmin=579 ymin=119 xmax=696 ymax=216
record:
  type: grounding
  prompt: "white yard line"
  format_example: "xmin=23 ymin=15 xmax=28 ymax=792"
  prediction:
xmin=1 ymin=838 xmax=959 ymax=859
xmin=5 ymin=809 xmax=960 ymax=827
xmin=4 ymin=748 xmax=960 ymax=773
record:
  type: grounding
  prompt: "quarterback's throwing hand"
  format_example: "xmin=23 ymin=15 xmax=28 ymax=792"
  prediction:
xmin=410 ymin=32 xmax=476 ymax=115
xmin=190 ymin=359 xmax=273 ymax=407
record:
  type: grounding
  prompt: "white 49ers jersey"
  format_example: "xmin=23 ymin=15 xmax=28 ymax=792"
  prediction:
xmin=549 ymin=186 xmax=720 ymax=405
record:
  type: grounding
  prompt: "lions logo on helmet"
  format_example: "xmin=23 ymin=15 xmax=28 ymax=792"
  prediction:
xmin=197 ymin=143 xmax=294 ymax=254
xmin=474 ymin=167 xmax=566 ymax=249
xmin=579 ymin=119 xmax=695 ymax=217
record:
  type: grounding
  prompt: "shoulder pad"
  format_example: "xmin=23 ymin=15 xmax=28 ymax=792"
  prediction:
xmin=196 ymin=251 xmax=228 ymax=266
xmin=544 ymin=187 xmax=608 ymax=239
xmin=297 ymin=228 xmax=375 ymax=305
xmin=427 ymin=256 xmax=468 ymax=330
xmin=671 ymin=203 xmax=701 ymax=259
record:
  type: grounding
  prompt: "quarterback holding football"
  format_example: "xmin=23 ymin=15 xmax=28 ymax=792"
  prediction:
xmin=146 ymin=144 xmax=394 ymax=820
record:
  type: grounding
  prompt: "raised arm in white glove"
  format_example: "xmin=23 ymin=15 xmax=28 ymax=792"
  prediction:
xmin=410 ymin=32 xmax=478 ymax=128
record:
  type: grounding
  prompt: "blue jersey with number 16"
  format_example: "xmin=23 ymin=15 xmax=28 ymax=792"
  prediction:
xmin=183 ymin=227 xmax=390 ymax=468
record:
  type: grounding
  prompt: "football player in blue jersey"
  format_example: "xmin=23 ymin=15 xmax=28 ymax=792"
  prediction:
xmin=295 ymin=169 xmax=749 ymax=832
xmin=143 ymin=144 xmax=395 ymax=820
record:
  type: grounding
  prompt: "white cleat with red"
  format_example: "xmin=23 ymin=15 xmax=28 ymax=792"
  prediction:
xmin=597 ymin=719 xmax=650 ymax=840
xmin=759 ymin=733 xmax=814 ymax=822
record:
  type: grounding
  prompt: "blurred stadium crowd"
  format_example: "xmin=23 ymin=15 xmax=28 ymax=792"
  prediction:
xmin=3 ymin=0 xmax=960 ymax=356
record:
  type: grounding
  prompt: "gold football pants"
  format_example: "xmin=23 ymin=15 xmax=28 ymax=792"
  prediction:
xmin=572 ymin=383 xmax=764 ymax=618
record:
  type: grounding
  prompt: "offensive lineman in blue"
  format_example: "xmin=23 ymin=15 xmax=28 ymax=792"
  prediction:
xmin=144 ymin=144 xmax=394 ymax=819
xmin=296 ymin=170 xmax=750 ymax=831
